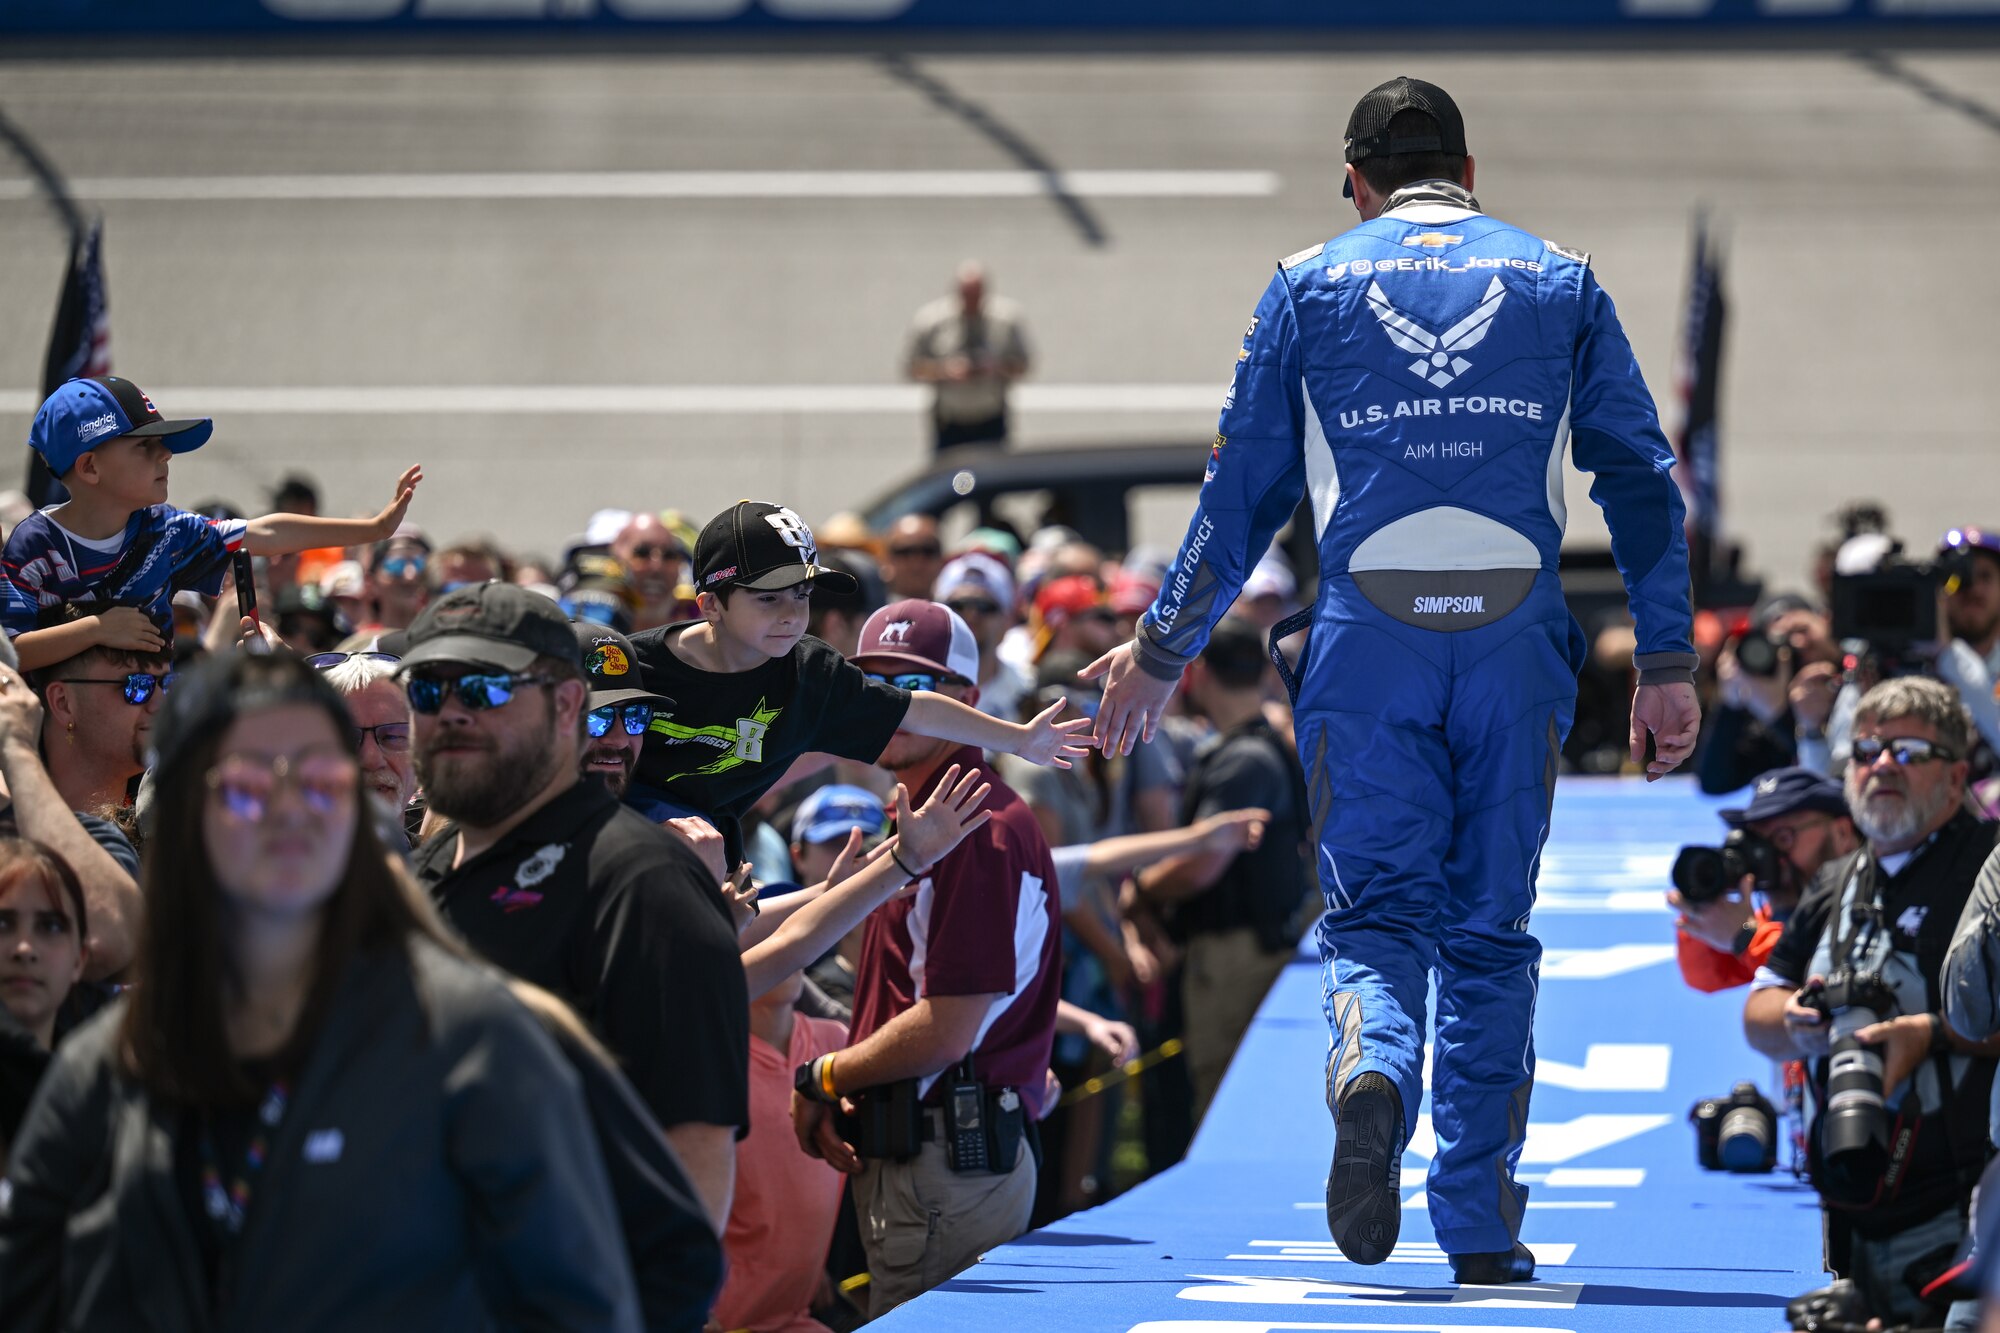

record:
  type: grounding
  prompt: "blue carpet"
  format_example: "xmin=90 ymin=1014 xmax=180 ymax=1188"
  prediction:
xmin=878 ymin=777 xmax=1822 ymax=1333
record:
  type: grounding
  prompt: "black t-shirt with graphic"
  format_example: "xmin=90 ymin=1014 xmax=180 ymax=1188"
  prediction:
xmin=627 ymin=625 xmax=911 ymax=856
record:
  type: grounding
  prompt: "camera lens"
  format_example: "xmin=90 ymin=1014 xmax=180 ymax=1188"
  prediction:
xmin=1671 ymin=846 xmax=1729 ymax=904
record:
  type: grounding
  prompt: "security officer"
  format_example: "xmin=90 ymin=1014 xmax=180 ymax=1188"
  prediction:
xmin=1088 ymin=76 xmax=1702 ymax=1284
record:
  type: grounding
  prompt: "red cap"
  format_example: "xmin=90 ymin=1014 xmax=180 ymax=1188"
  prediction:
xmin=1034 ymin=575 xmax=1105 ymax=629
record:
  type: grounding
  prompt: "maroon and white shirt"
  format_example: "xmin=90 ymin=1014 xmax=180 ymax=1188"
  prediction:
xmin=849 ymin=747 xmax=1063 ymax=1115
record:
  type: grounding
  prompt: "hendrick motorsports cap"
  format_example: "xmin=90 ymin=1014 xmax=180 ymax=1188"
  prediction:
xmin=853 ymin=599 xmax=981 ymax=682
xmin=30 ymin=376 xmax=213 ymax=477
xmin=1341 ymin=76 xmax=1467 ymax=199
xmin=791 ymin=784 xmax=888 ymax=847
xmin=401 ymin=582 xmax=581 ymax=675
xmin=574 ymin=621 xmax=674 ymax=713
xmin=695 ymin=500 xmax=859 ymax=596
xmin=1720 ymin=767 xmax=1850 ymax=828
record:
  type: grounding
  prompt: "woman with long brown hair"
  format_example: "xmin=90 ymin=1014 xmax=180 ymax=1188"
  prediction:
xmin=0 ymin=651 xmax=640 ymax=1332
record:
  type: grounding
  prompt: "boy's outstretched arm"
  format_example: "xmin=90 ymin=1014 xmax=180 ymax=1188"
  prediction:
xmin=243 ymin=464 xmax=422 ymax=556
xmin=902 ymin=692 xmax=1093 ymax=768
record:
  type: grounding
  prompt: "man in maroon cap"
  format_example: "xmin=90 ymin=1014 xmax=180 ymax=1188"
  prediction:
xmin=789 ymin=598 xmax=1062 ymax=1317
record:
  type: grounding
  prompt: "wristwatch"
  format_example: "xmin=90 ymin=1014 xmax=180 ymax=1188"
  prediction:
xmin=794 ymin=1054 xmax=840 ymax=1105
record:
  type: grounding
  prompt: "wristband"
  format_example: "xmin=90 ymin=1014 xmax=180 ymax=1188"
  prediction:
xmin=793 ymin=1053 xmax=841 ymax=1105
xmin=890 ymin=845 xmax=925 ymax=881
xmin=1730 ymin=921 xmax=1759 ymax=957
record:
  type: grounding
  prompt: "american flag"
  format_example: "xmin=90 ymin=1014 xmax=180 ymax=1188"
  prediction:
xmin=30 ymin=218 xmax=111 ymax=507
xmin=1671 ymin=216 xmax=1726 ymax=606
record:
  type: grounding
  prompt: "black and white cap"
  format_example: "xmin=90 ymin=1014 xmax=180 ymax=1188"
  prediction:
xmin=694 ymin=500 xmax=859 ymax=595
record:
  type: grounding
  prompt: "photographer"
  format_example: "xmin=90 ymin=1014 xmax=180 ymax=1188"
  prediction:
xmin=1802 ymin=530 xmax=2000 ymax=780
xmin=1698 ymin=599 xmax=1843 ymax=797
xmin=1671 ymin=767 xmax=1857 ymax=992
xmin=1744 ymin=679 xmax=2000 ymax=1330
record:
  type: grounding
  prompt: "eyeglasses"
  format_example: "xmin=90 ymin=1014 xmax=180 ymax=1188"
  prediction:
xmin=405 ymin=672 xmax=555 ymax=715
xmin=865 ymin=671 xmax=968 ymax=694
xmin=1853 ymin=736 xmax=1958 ymax=768
xmin=890 ymin=543 xmax=942 ymax=560
xmin=352 ymin=722 xmax=411 ymax=753
xmin=1762 ymin=816 xmax=1829 ymax=854
xmin=947 ymin=598 xmax=1002 ymax=618
xmin=207 ymin=748 xmax=359 ymax=822
xmin=305 ymin=652 xmax=401 ymax=671
xmin=56 ymin=672 xmax=174 ymax=706
xmin=379 ymin=555 xmax=427 ymax=580
xmin=587 ymin=703 xmax=656 ymax=738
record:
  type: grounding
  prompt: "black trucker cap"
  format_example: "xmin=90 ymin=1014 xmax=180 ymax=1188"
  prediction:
xmin=1342 ymin=76 xmax=1468 ymax=199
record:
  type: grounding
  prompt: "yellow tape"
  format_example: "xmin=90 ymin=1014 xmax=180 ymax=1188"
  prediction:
xmin=1055 ymin=1037 xmax=1183 ymax=1108
xmin=838 ymin=1271 xmax=872 ymax=1293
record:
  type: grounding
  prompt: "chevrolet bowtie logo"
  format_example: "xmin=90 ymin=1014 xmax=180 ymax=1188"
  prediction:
xmin=1400 ymin=232 xmax=1464 ymax=249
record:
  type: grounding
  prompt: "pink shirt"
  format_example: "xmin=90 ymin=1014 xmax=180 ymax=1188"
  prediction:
xmin=712 ymin=1013 xmax=848 ymax=1333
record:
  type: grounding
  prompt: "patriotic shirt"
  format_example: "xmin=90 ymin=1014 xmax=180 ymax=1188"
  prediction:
xmin=0 ymin=505 xmax=247 ymax=639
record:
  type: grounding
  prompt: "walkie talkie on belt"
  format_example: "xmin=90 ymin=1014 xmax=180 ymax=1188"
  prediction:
xmin=943 ymin=1058 xmax=990 ymax=1174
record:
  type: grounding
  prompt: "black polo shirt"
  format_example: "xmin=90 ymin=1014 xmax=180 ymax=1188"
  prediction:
xmin=412 ymin=779 xmax=749 ymax=1134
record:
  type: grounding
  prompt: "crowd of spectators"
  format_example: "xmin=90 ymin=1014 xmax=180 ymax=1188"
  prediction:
xmin=11 ymin=366 xmax=2000 ymax=1330
xmin=0 ymin=379 xmax=1314 ymax=1333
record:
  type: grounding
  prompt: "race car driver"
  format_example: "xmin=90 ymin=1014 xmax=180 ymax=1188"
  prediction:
xmin=1086 ymin=77 xmax=1702 ymax=1284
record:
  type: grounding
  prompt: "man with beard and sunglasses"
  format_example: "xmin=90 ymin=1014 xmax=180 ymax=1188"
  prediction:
xmin=404 ymin=583 xmax=750 ymax=1234
xmin=1745 ymin=678 xmax=2000 ymax=1330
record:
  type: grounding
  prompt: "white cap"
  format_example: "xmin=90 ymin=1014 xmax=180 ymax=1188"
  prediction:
xmin=1243 ymin=550 xmax=1297 ymax=603
xmin=933 ymin=552 xmax=1015 ymax=611
xmin=320 ymin=560 xmax=367 ymax=599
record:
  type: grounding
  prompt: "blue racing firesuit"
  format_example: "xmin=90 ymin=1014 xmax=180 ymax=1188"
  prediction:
xmin=1135 ymin=180 xmax=1697 ymax=1256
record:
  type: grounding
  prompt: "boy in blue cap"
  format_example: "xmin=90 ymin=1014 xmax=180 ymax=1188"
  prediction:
xmin=3 ymin=376 xmax=421 ymax=671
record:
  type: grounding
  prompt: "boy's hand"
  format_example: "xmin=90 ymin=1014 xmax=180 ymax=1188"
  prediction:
xmin=92 ymin=606 xmax=166 ymax=653
xmin=893 ymin=765 xmax=994 ymax=873
xmin=1015 ymin=698 xmax=1096 ymax=770
xmin=368 ymin=464 xmax=424 ymax=540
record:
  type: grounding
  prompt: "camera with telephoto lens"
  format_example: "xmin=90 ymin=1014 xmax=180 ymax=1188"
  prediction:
xmin=1799 ymin=970 xmax=1898 ymax=1187
xmin=1689 ymin=1081 xmax=1779 ymax=1173
xmin=1671 ymin=829 xmax=1785 ymax=905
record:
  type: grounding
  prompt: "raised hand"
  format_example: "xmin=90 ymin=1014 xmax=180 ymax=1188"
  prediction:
xmin=1197 ymin=807 xmax=1270 ymax=856
xmin=892 ymin=766 xmax=994 ymax=874
xmin=1015 ymin=698 xmax=1096 ymax=769
xmin=370 ymin=464 xmax=424 ymax=539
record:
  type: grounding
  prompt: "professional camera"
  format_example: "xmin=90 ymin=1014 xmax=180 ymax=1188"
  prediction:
xmin=1670 ymin=828 xmax=1785 ymax=905
xmin=1799 ymin=971 xmax=1898 ymax=1187
xmin=1829 ymin=543 xmax=1976 ymax=658
xmin=1689 ymin=1081 xmax=1779 ymax=1173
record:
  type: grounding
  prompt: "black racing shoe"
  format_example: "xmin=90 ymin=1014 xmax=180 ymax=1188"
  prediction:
xmin=1325 ymin=1071 xmax=1403 ymax=1265
xmin=1449 ymin=1242 xmax=1537 ymax=1285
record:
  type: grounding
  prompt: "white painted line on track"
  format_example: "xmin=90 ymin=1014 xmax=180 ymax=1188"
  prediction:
xmin=0 ymin=170 xmax=1280 ymax=203
xmin=0 ymin=384 xmax=1226 ymax=417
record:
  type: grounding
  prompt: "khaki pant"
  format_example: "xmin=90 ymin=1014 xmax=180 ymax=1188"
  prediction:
xmin=853 ymin=1133 xmax=1036 ymax=1316
xmin=1184 ymin=926 xmax=1294 ymax=1122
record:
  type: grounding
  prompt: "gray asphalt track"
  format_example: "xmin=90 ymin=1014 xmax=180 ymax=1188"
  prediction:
xmin=1 ymin=48 xmax=1997 ymax=587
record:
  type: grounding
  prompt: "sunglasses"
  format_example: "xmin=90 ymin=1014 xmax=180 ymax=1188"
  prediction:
xmin=890 ymin=543 xmax=942 ymax=559
xmin=379 ymin=555 xmax=427 ymax=580
xmin=865 ymin=671 xmax=968 ymax=694
xmin=207 ymin=749 xmax=359 ymax=823
xmin=305 ymin=652 xmax=401 ymax=671
xmin=587 ymin=703 xmax=657 ymax=738
xmin=627 ymin=544 xmax=688 ymax=562
xmin=56 ymin=672 xmax=175 ymax=705
xmin=947 ymin=598 xmax=1002 ymax=618
xmin=405 ymin=672 xmax=555 ymax=715
xmin=1852 ymin=736 xmax=1958 ymax=767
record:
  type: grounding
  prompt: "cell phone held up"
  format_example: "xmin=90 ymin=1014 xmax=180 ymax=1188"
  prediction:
xmin=233 ymin=550 xmax=262 ymax=635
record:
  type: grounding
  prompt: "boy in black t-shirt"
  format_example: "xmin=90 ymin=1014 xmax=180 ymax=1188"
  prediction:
xmin=628 ymin=500 xmax=1089 ymax=860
